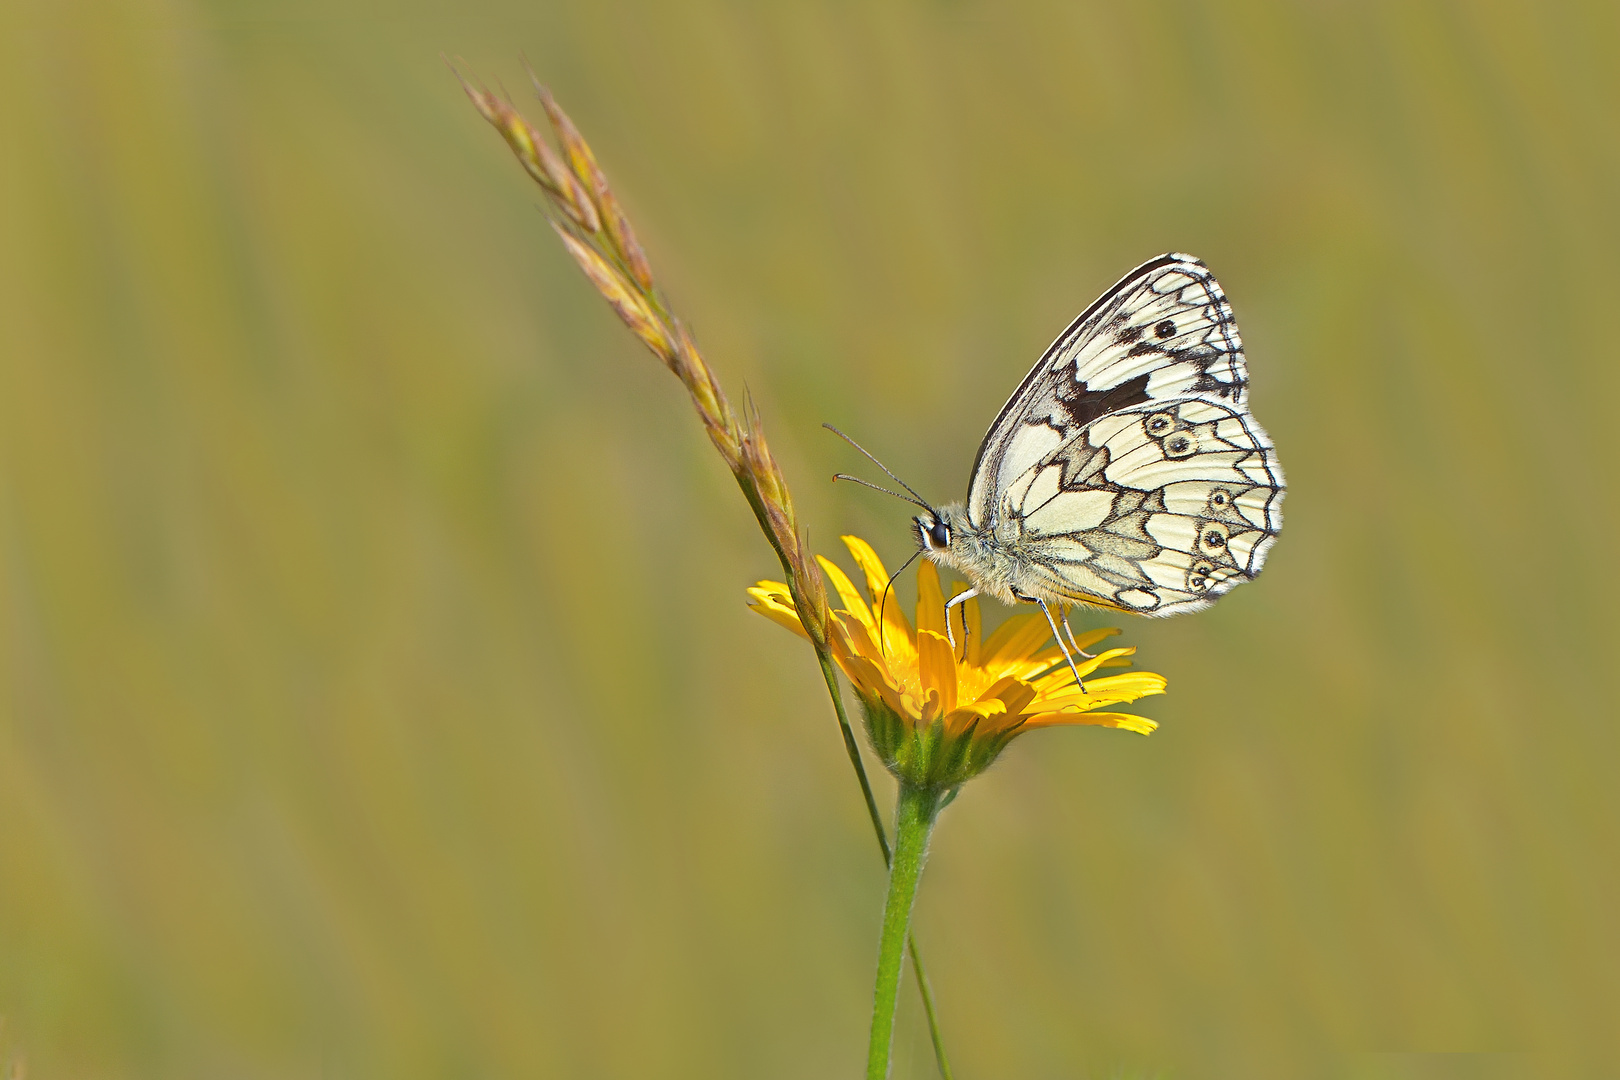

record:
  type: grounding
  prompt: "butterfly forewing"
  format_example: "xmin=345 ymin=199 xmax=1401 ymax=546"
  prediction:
xmin=964 ymin=254 xmax=1283 ymax=616
xmin=968 ymin=253 xmax=1253 ymax=529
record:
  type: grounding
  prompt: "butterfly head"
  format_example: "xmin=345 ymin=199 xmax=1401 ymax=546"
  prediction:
xmin=911 ymin=502 xmax=1007 ymax=600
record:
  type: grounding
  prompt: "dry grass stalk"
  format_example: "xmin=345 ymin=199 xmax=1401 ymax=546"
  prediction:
xmin=451 ymin=65 xmax=832 ymax=649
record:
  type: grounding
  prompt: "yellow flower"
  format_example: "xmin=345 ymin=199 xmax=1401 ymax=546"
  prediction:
xmin=749 ymin=535 xmax=1167 ymax=789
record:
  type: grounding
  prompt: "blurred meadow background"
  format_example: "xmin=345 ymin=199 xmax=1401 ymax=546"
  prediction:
xmin=2 ymin=0 xmax=1618 ymax=1077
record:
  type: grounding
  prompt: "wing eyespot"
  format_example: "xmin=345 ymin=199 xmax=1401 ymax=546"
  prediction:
xmin=1189 ymin=559 xmax=1216 ymax=591
xmin=1164 ymin=433 xmax=1197 ymax=458
xmin=1199 ymin=524 xmax=1229 ymax=552
xmin=1145 ymin=412 xmax=1175 ymax=436
xmin=1154 ymin=319 xmax=1176 ymax=339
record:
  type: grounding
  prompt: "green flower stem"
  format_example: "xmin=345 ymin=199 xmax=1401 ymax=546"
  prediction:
xmin=868 ymin=782 xmax=943 ymax=1080
xmin=813 ymin=654 xmax=954 ymax=1080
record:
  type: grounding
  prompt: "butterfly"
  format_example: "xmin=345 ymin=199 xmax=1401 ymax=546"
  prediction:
xmin=833 ymin=253 xmax=1284 ymax=684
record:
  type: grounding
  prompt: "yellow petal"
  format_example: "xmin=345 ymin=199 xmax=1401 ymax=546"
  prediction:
xmin=827 ymin=616 xmax=870 ymax=668
xmin=979 ymin=611 xmax=1054 ymax=668
xmin=916 ymin=629 xmax=958 ymax=714
xmin=1082 ymin=671 xmax=1169 ymax=698
xmin=946 ymin=697 xmax=1010 ymax=722
xmin=817 ymin=555 xmax=875 ymax=635
xmin=843 ymin=655 xmax=908 ymax=714
xmin=746 ymin=583 xmax=810 ymax=640
xmin=944 ymin=699 xmax=1022 ymax=739
xmin=916 ymin=560 xmax=947 ymax=639
xmin=1004 ymin=621 xmax=1122 ymax=683
xmin=748 ymin=580 xmax=792 ymax=602
xmin=816 ymin=557 xmax=884 ymax=663
xmin=842 ymin=534 xmax=892 ymax=602
xmin=1028 ymin=646 xmax=1138 ymax=691
xmin=835 ymin=612 xmax=887 ymax=668
xmin=1035 ymin=671 xmax=1167 ymax=712
xmin=977 ymin=674 xmax=1038 ymax=718
xmin=1023 ymin=710 xmax=1158 ymax=734
xmin=841 ymin=535 xmax=914 ymax=655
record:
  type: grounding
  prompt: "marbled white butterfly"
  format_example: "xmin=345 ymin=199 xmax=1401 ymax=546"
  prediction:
xmin=834 ymin=253 xmax=1284 ymax=683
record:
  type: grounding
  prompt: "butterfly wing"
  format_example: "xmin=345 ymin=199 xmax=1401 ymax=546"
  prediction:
xmin=968 ymin=254 xmax=1284 ymax=615
xmin=1001 ymin=396 xmax=1283 ymax=613
xmin=967 ymin=253 xmax=1253 ymax=528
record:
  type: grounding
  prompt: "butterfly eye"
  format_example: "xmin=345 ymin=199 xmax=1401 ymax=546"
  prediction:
xmin=1164 ymin=433 xmax=1197 ymax=458
xmin=1199 ymin=524 xmax=1229 ymax=551
xmin=1145 ymin=412 xmax=1175 ymax=436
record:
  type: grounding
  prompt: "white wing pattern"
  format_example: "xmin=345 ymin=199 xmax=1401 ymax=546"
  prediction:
xmin=966 ymin=253 xmax=1283 ymax=615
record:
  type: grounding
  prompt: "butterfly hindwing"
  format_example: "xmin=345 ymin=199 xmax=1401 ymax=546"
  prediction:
xmin=968 ymin=253 xmax=1252 ymax=530
xmin=1000 ymin=396 xmax=1282 ymax=614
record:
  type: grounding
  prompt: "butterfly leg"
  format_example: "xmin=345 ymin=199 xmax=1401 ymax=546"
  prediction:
xmin=1031 ymin=596 xmax=1087 ymax=693
xmin=1059 ymin=605 xmax=1098 ymax=660
xmin=942 ymin=588 xmax=979 ymax=654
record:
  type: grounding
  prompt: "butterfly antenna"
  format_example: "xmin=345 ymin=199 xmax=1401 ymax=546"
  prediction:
xmin=831 ymin=473 xmax=931 ymax=510
xmin=822 ymin=424 xmax=935 ymax=511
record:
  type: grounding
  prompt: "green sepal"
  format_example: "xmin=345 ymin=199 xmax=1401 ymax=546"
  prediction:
xmin=857 ymin=692 xmax=1021 ymax=790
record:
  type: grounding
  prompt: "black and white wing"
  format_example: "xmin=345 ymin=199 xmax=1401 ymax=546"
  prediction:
xmin=968 ymin=253 xmax=1253 ymax=526
xmin=969 ymin=254 xmax=1284 ymax=615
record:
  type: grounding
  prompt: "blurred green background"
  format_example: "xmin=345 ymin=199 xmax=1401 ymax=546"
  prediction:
xmin=2 ymin=0 xmax=1617 ymax=1076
